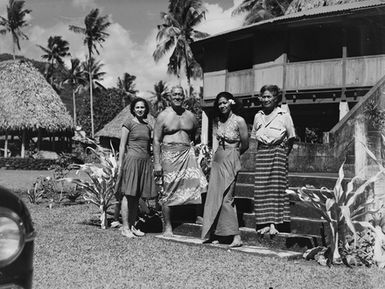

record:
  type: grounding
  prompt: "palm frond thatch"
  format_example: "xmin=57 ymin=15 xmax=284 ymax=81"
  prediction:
xmin=0 ymin=60 xmax=73 ymax=132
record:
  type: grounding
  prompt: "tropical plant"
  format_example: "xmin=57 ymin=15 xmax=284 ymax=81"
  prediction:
xmin=149 ymin=80 xmax=170 ymax=117
xmin=232 ymin=0 xmax=292 ymax=25
xmin=69 ymin=8 xmax=111 ymax=138
xmin=290 ymin=141 xmax=385 ymax=265
xmin=0 ymin=0 xmax=31 ymax=60
xmin=285 ymin=0 xmax=365 ymax=14
xmin=37 ymin=35 xmax=71 ymax=85
xmin=81 ymin=56 xmax=106 ymax=90
xmin=153 ymin=0 xmax=209 ymax=95
xmin=60 ymin=138 xmax=119 ymax=229
xmin=117 ymin=72 xmax=138 ymax=106
xmin=62 ymin=58 xmax=87 ymax=125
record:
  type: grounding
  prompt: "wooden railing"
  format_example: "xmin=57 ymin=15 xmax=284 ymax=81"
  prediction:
xmin=203 ymin=54 xmax=385 ymax=100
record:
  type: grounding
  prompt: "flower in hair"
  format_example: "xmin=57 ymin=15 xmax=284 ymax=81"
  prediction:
xmin=228 ymin=99 xmax=235 ymax=105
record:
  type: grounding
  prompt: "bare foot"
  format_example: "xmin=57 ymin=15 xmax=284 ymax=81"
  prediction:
xmin=162 ymin=228 xmax=174 ymax=237
xmin=256 ymin=226 xmax=270 ymax=235
xmin=195 ymin=216 xmax=204 ymax=225
xmin=269 ymin=224 xmax=279 ymax=235
xmin=229 ymin=235 xmax=243 ymax=248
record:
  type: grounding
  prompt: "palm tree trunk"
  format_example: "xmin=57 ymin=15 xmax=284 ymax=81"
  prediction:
xmin=12 ymin=36 xmax=16 ymax=61
xmin=72 ymin=90 xmax=77 ymax=125
xmin=89 ymin=62 xmax=94 ymax=138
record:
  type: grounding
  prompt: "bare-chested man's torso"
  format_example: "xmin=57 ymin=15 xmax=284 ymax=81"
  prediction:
xmin=160 ymin=107 xmax=197 ymax=145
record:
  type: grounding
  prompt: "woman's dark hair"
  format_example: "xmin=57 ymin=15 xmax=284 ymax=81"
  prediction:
xmin=214 ymin=91 xmax=242 ymax=115
xmin=260 ymin=84 xmax=282 ymax=104
xmin=130 ymin=97 xmax=150 ymax=118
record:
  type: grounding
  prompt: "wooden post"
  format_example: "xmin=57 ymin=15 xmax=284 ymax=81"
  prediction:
xmin=282 ymin=53 xmax=287 ymax=104
xmin=201 ymin=111 xmax=209 ymax=145
xmin=354 ymin=119 xmax=367 ymax=177
xmin=341 ymin=46 xmax=347 ymax=101
xmin=4 ymin=132 xmax=8 ymax=157
xmin=37 ymin=129 xmax=42 ymax=151
xmin=21 ymin=130 xmax=26 ymax=158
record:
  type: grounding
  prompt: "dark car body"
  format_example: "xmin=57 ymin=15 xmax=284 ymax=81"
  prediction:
xmin=0 ymin=186 xmax=35 ymax=289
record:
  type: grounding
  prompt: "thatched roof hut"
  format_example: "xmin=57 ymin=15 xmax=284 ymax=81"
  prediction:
xmin=95 ymin=105 xmax=155 ymax=149
xmin=0 ymin=60 xmax=73 ymax=157
xmin=0 ymin=60 xmax=72 ymax=132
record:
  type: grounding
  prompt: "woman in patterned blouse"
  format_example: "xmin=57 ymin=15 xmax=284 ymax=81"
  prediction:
xmin=201 ymin=91 xmax=249 ymax=248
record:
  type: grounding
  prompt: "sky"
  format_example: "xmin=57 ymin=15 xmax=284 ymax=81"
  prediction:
xmin=0 ymin=0 xmax=246 ymax=98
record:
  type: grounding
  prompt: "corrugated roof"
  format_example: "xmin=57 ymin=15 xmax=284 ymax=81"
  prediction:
xmin=197 ymin=0 xmax=385 ymax=42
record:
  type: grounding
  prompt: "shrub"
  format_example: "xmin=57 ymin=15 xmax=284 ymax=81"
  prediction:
xmin=61 ymin=138 xmax=119 ymax=229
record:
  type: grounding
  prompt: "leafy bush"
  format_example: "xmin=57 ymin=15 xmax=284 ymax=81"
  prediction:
xmin=61 ymin=138 xmax=119 ymax=229
xmin=290 ymin=141 xmax=385 ymax=266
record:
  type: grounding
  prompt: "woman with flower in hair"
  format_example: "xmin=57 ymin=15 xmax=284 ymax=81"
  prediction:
xmin=201 ymin=91 xmax=249 ymax=247
xmin=251 ymin=84 xmax=296 ymax=235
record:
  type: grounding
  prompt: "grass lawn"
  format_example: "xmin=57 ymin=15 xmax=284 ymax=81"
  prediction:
xmin=2 ymin=170 xmax=385 ymax=289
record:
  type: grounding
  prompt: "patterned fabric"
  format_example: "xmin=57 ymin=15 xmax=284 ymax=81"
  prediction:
xmin=251 ymin=107 xmax=295 ymax=145
xmin=201 ymin=147 xmax=241 ymax=239
xmin=254 ymin=144 xmax=290 ymax=225
xmin=159 ymin=143 xmax=207 ymax=206
xmin=216 ymin=114 xmax=241 ymax=143
xmin=120 ymin=119 xmax=156 ymax=199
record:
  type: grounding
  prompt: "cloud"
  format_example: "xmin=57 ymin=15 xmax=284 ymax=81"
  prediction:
xmin=196 ymin=0 xmax=244 ymax=35
xmin=72 ymin=0 xmax=97 ymax=10
xmin=0 ymin=0 xmax=245 ymax=99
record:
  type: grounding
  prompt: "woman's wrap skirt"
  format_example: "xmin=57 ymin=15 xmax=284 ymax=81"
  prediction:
xmin=254 ymin=144 xmax=290 ymax=225
xmin=201 ymin=146 xmax=241 ymax=239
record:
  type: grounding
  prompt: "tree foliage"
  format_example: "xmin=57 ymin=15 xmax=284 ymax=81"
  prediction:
xmin=117 ymin=72 xmax=138 ymax=106
xmin=78 ymin=88 xmax=126 ymax=136
xmin=149 ymin=80 xmax=170 ymax=117
xmin=69 ymin=8 xmax=111 ymax=138
xmin=285 ymin=0 xmax=366 ymax=14
xmin=153 ymin=0 xmax=209 ymax=94
xmin=232 ymin=0 xmax=292 ymax=25
xmin=0 ymin=0 xmax=31 ymax=60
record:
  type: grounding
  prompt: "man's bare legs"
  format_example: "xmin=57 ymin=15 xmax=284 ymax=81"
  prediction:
xmin=162 ymin=205 xmax=173 ymax=237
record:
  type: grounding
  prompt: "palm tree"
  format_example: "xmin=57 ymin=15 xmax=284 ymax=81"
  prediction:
xmin=62 ymin=58 xmax=87 ymax=125
xmin=117 ymin=72 xmax=138 ymax=106
xmin=153 ymin=0 xmax=209 ymax=96
xmin=69 ymin=8 xmax=111 ymax=138
xmin=232 ymin=0 xmax=292 ymax=25
xmin=149 ymin=80 xmax=170 ymax=117
xmin=81 ymin=57 xmax=106 ymax=91
xmin=285 ymin=0 xmax=362 ymax=14
xmin=0 ymin=0 xmax=31 ymax=60
xmin=37 ymin=36 xmax=71 ymax=85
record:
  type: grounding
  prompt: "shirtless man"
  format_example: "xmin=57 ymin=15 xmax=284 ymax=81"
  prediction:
xmin=153 ymin=86 xmax=207 ymax=236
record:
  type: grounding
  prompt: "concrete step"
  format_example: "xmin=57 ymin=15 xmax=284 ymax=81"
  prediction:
xmin=241 ymin=213 xmax=326 ymax=236
xmin=172 ymin=222 xmax=322 ymax=252
xmin=236 ymin=171 xmax=351 ymax=193
xmin=155 ymin=234 xmax=303 ymax=260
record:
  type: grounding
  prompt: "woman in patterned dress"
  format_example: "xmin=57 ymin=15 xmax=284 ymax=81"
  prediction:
xmin=118 ymin=97 xmax=157 ymax=238
xmin=251 ymin=85 xmax=296 ymax=235
xmin=201 ymin=92 xmax=249 ymax=247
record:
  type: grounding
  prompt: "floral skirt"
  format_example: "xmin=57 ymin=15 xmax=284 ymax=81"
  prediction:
xmin=159 ymin=143 xmax=207 ymax=206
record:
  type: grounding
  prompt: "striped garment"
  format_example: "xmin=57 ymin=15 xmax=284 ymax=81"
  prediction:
xmin=254 ymin=144 xmax=290 ymax=225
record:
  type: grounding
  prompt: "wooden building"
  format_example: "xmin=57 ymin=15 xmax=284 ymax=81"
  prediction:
xmin=192 ymin=0 xmax=385 ymax=175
